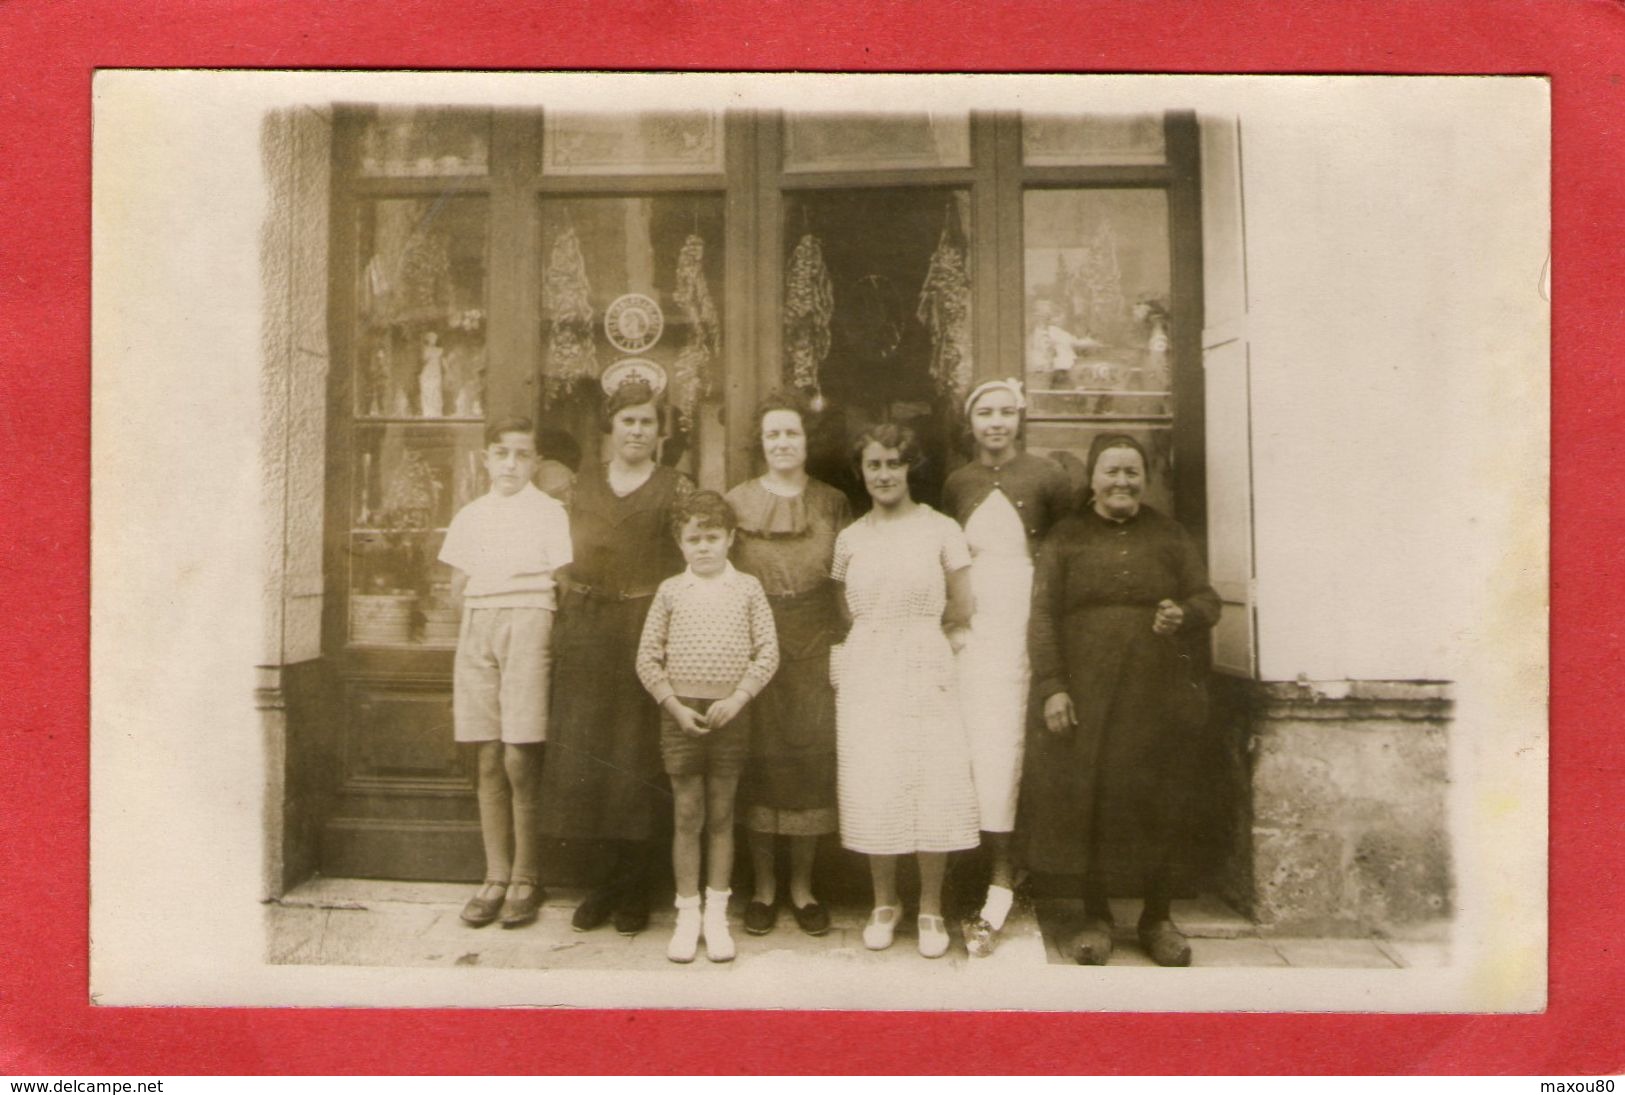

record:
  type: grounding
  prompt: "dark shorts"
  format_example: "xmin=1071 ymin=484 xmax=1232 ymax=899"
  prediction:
xmin=660 ymin=697 xmax=752 ymax=778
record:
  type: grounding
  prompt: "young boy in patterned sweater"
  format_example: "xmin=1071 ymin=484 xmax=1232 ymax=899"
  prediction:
xmin=636 ymin=491 xmax=779 ymax=962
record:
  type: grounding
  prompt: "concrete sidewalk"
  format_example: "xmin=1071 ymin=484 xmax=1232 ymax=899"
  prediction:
xmin=268 ymin=878 xmax=1448 ymax=973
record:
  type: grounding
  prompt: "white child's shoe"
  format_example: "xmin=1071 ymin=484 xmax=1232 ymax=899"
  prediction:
xmin=703 ymin=888 xmax=735 ymax=962
xmin=862 ymin=904 xmax=902 ymax=951
xmin=667 ymin=894 xmax=701 ymax=963
xmin=918 ymin=914 xmax=951 ymax=959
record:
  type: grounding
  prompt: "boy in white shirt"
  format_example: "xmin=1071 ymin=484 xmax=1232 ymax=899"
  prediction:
xmin=439 ymin=417 xmax=572 ymax=929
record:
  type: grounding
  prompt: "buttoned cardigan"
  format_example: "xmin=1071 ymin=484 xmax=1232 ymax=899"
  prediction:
xmin=941 ymin=450 xmax=1074 ymax=551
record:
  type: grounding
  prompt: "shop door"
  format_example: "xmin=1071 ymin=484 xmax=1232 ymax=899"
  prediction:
xmin=320 ymin=181 xmax=493 ymax=882
xmin=776 ymin=187 xmax=975 ymax=513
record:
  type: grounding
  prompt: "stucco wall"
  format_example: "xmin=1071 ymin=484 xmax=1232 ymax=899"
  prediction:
xmin=260 ymin=107 xmax=332 ymax=670
xmin=259 ymin=106 xmax=332 ymax=894
xmin=1235 ymin=83 xmax=1548 ymax=684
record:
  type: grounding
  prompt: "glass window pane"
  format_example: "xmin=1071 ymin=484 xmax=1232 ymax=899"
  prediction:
xmin=349 ymin=423 xmax=486 ymax=648
xmin=1022 ymin=188 xmax=1175 ymax=512
xmin=784 ymin=113 xmax=971 ymax=172
xmin=1026 ymin=420 xmax=1176 ymax=518
xmin=357 ymin=106 xmax=490 ymax=177
xmin=537 ymin=194 xmax=726 ymax=456
xmin=1023 ymin=188 xmax=1171 ymax=417
xmin=355 ymin=197 xmax=489 ymax=418
xmin=542 ymin=112 xmax=723 ymax=175
xmin=350 ymin=196 xmax=488 ymax=648
xmin=1022 ymin=112 xmax=1166 ymax=166
xmin=779 ymin=189 xmax=972 ymax=510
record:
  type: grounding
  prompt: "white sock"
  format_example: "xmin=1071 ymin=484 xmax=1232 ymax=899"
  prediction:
xmin=703 ymin=888 xmax=735 ymax=961
xmin=980 ymin=884 xmax=1015 ymax=931
xmin=668 ymin=893 xmax=701 ymax=963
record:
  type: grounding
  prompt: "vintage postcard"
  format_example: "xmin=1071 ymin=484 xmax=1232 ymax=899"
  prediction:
xmin=89 ymin=71 xmax=1548 ymax=1011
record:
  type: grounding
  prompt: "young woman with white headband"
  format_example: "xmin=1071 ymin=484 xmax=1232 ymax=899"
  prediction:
xmin=942 ymin=377 xmax=1072 ymax=956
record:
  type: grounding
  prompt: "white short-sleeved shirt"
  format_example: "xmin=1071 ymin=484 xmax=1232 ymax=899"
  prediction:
xmin=439 ymin=482 xmax=573 ymax=609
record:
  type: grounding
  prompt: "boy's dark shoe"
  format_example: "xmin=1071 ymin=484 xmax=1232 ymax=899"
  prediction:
xmin=499 ymin=881 xmax=544 ymax=929
xmin=460 ymin=881 xmax=508 ymax=928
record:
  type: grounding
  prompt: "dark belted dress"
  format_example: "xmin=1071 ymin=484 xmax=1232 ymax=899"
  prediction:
xmin=539 ymin=463 xmax=691 ymax=842
xmin=1020 ymin=504 xmax=1221 ymax=882
xmin=725 ymin=477 xmax=851 ymax=836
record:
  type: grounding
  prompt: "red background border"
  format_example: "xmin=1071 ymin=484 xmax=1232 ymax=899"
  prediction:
xmin=2 ymin=0 xmax=1617 ymax=1075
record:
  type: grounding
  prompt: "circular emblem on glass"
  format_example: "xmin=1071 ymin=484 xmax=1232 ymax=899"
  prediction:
xmin=604 ymin=293 xmax=664 ymax=354
xmin=599 ymin=358 xmax=669 ymax=399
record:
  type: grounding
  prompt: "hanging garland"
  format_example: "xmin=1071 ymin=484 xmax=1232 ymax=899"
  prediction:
xmin=543 ymin=223 xmax=598 ymax=400
xmin=916 ymin=214 xmax=973 ymax=403
xmin=670 ymin=233 xmax=721 ymax=428
xmin=784 ymin=233 xmax=834 ymax=396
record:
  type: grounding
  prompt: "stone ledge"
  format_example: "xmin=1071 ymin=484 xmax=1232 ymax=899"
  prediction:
xmin=1247 ymin=679 xmax=1454 ymax=722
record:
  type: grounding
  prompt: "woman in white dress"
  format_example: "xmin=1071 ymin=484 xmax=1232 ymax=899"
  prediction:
xmin=942 ymin=378 xmax=1072 ymax=956
xmin=831 ymin=423 xmax=980 ymax=959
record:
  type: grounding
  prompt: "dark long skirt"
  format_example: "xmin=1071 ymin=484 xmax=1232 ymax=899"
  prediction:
xmin=740 ymin=587 xmax=839 ymax=823
xmin=538 ymin=588 xmax=668 ymax=842
xmin=1019 ymin=605 xmax=1204 ymax=882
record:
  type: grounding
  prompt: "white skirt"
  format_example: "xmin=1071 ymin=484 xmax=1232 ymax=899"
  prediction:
xmin=957 ymin=554 xmax=1033 ymax=832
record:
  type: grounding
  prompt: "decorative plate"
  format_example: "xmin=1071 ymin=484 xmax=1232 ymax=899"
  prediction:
xmin=604 ymin=293 xmax=664 ymax=354
xmin=599 ymin=358 xmax=669 ymax=398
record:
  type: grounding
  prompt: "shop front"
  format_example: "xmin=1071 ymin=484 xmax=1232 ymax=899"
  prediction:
xmin=257 ymin=95 xmax=1474 ymax=940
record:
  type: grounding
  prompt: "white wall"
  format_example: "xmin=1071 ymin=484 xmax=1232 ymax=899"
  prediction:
xmin=1232 ymin=83 xmax=1548 ymax=682
xmin=260 ymin=108 xmax=333 ymax=669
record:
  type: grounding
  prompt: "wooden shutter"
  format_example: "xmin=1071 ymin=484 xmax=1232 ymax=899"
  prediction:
xmin=1200 ymin=115 xmax=1258 ymax=678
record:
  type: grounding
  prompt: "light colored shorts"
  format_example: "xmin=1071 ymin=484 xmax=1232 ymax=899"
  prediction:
xmin=453 ymin=607 xmax=554 ymax=744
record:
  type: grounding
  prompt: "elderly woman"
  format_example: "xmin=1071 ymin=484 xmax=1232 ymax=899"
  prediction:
xmin=942 ymin=378 xmax=1072 ymax=956
xmin=726 ymin=392 xmax=851 ymax=938
xmin=539 ymin=379 xmax=692 ymax=937
xmin=831 ymin=422 xmax=979 ymax=959
xmin=1023 ymin=433 xmax=1220 ymax=966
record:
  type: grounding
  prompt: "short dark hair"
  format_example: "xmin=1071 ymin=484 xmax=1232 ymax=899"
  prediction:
xmin=671 ymin=489 xmax=737 ymax=538
xmin=599 ymin=379 xmax=665 ymax=434
xmin=485 ymin=416 xmax=536 ymax=448
xmin=850 ymin=421 xmax=924 ymax=478
xmin=753 ymin=389 xmax=812 ymax=441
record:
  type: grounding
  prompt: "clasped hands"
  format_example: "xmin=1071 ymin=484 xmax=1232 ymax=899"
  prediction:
xmin=665 ymin=691 xmax=749 ymax=738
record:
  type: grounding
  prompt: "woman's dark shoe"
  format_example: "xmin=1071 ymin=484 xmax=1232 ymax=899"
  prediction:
xmin=1138 ymin=919 xmax=1192 ymax=967
xmin=1071 ymin=916 xmax=1115 ymax=965
xmin=743 ymin=900 xmax=777 ymax=936
xmin=612 ymin=894 xmax=651 ymax=937
xmin=499 ymin=881 xmax=544 ymax=929
xmin=791 ymin=901 xmax=831 ymax=937
xmin=460 ymin=881 xmax=508 ymax=928
xmin=570 ymin=885 xmax=620 ymax=932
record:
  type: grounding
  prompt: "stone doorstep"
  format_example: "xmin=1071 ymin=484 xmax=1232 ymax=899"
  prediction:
xmin=277 ymin=878 xmax=1254 ymax=938
xmin=270 ymin=880 xmax=1444 ymax=971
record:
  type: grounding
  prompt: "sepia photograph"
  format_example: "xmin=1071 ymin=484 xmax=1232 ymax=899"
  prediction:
xmin=89 ymin=71 xmax=1548 ymax=1012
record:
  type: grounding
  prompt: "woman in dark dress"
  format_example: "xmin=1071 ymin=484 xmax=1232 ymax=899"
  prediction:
xmin=1023 ymin=433 xmax=1220 ymax=966
xmin=539 ymin=379 xmax=692 ymax=936
xmin=726 ymin=392 xmax=851 ymax=938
